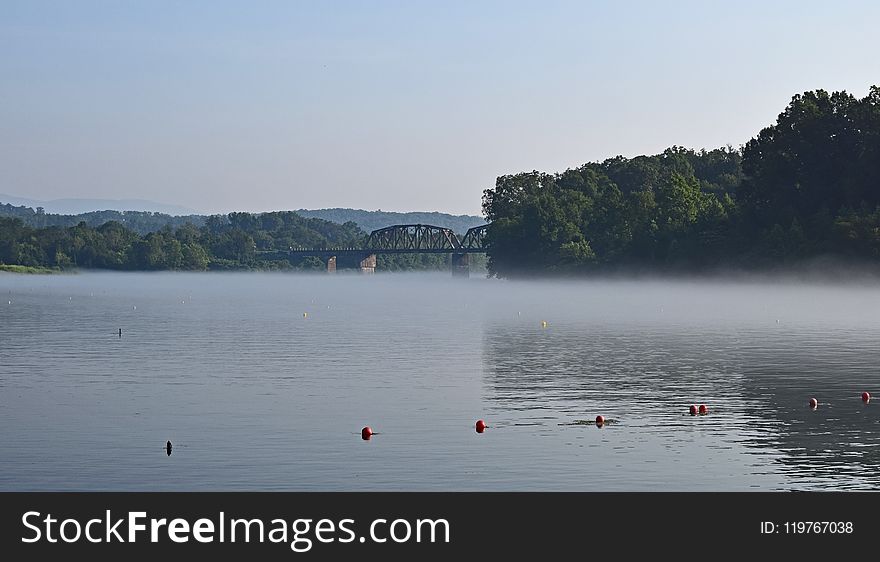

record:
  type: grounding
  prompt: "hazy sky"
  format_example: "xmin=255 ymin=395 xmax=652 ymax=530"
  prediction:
xmin=2 ymin=0 xmax=878 ymax=215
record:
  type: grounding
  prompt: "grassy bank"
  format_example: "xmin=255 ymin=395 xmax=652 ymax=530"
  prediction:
xmin=0 ymin=264 xmax=62 ymax=274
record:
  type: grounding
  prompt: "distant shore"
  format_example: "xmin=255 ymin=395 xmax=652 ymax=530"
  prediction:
xmin=0 ymin=264 xmax=62 ymax=274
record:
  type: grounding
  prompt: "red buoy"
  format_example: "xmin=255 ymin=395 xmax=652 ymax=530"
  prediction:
xmin=595 ymin=415 xmax=605 ymax=427
xmin=689 ymin=405 xmax=698 ymax=416
xmin=475 ymin=419 xmax=487 ymax=433
xmin=862 ymin=392 xmax=871 ymax=403
xmin=809 ymin=398 xmax=818 ymax=409
xmin=698 ymin=404 xmax=708 ymax=415
xmin=361 ymin=426 xmax=373 ymax=440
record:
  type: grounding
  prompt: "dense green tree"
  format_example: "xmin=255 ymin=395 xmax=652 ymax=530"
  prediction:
xmin=481 ymin=85 xmax=880 ymax=277
xmin=740 ymin=88 xmax=880 ymax=228
xmin=0 ymin=210 xmax=449 ymax=272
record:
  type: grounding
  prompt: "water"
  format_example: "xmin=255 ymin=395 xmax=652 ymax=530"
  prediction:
xmin=1 ymin=271 xmax=879 ymax=491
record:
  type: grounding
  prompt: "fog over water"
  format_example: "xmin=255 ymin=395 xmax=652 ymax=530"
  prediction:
xmin=1 ymin=271 xmax=879 ymax=490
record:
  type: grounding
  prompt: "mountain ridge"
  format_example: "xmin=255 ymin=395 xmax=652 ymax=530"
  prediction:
xmin=0 ymin=193 xmax=199 ymax=216
xmin=294 ymin=208 xmax=485 ymax=234
xmin=0 ymin=199 xmax=486 ymax=235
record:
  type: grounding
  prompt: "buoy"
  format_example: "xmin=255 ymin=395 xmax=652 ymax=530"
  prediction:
xmin=699 ymin=404 xmax=708 ymax=415
xmin=475 ymin=419 xmax=487 ymax=433
xmin=809 ymin=398 xmax=818 ymax=409
xmin=689 ymin=405 xmax=698 ymax=416
xmin=595 ymin=415 xmax=605 ymax=427
xmin=165 ymin=440 xmax=172 ymax=456
xmin=862 ymin=392 xmax=871 ymax=403
xmin=118 ymin=328 xmax=122 ymax=338
xmin=303 ymin=312 xmax=308 ymax=318
xmin=361 ymin=426 xmax=373 ymax=440
xmin=541 ymin=320 xmax=548 ymax=329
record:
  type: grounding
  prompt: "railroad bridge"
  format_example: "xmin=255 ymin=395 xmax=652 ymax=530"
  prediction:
xmin=262 ymin=224 xmax=488 ymax=276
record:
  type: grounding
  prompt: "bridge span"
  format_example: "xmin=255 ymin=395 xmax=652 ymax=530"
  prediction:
xmin=261 ymin=224 xmax=488 ymax=276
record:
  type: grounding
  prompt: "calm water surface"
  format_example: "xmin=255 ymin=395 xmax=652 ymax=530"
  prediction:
xmin=1 ymin=272 xmax=879 ymax=490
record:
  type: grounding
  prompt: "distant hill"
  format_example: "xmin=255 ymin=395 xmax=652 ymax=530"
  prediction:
xmin=0 ymin=193 xmax=198 ymax=216
xmin=0 ymin=202 xmax=487 ymax=237
xmin=0 ymin=203 xmax=205 ymax=235
xmin=294 ymin=208 xmax=486 ymax=234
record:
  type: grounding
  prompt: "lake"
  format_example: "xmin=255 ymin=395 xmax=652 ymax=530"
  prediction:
xmin=1 ymin=271 xmax=879 ymax=491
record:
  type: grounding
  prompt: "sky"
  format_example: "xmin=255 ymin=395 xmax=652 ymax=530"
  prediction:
xmin=2 ymin=0 xmax=879 ymax=216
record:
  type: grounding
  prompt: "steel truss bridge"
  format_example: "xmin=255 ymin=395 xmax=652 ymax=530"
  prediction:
xmin=260 ymin=224 xmax=488 ymax=275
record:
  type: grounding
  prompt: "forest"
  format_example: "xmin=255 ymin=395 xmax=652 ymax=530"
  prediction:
xmin=0 ymin=211 xmax=360 ymax=271
xmin=482 ymin=87 xmax=880 ymax=277
xmin=0 ymin=208 xmax=462 ymax=272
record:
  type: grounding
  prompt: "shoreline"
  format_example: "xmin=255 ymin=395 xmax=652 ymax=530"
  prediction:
xmin=0 ymin=264 xmax=63 ymax=274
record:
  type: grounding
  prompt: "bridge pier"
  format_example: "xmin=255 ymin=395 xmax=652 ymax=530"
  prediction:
xmin=451 ymin=253 xmax=469 ymax=277
xmin=327 ymin=256 xmax=336 ymax=273
xmin=359 ymin=254 xmax=376 ymax=274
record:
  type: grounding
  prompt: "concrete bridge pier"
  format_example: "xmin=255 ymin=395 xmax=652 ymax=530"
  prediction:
xmin=451 ymin=253 xmax=469 ymax=277
xmin=326 ymin=256 xmax=337 ymax=273
xmin=359 ymin=254 xmax=376 ymax=274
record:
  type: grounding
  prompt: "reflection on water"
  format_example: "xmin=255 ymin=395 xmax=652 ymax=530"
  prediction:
xmin=739 ymin=342 xmax=880 ymax=489
xmin=1 ymin=272 xmax=879 ymax=490
xmin=483 ymin=318 xmax=880 ymax=490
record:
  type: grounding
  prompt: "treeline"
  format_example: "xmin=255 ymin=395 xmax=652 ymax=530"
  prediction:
xmin=0 ymin=211 xmax=366 ymax=271
xmin=0 ymin=204 xmax=206 ymax=235
xmin=0 ymin=210 xmax=463 ymax=272
xmin=482 ymin=87 xmax=880 ymax=276
xmin=0 ymin=204 xmax=488 ymax=238
xmin=0 ymin=203 xmax=489 ymax=274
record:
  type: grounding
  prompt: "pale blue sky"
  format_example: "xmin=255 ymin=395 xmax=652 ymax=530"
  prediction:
xmin=2 ymin=0 xmax=878 ymax=215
